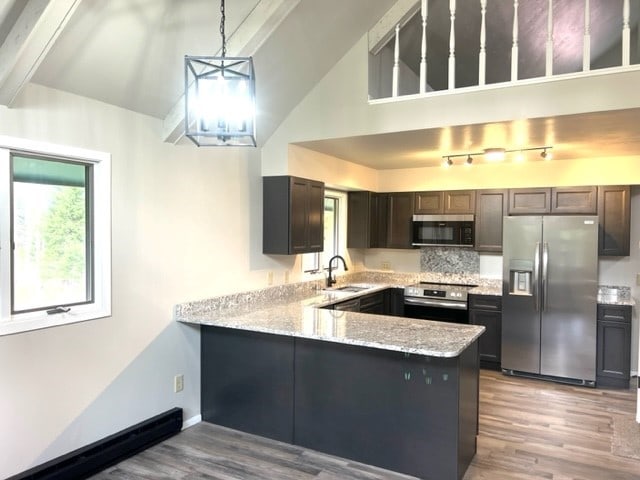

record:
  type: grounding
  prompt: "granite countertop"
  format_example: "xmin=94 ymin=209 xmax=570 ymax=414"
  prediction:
xmin=175 ymin=273 xmax=634 ymax=358
xmin=177 ymin=285 xmax=485 ymax=358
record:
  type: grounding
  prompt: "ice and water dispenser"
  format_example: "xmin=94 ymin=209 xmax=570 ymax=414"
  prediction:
xmin=508 ymin=260 xmax=534 ymax=296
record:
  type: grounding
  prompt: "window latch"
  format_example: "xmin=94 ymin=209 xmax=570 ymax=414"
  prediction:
xmin=46 ymin=306 xmax=71 ymax=315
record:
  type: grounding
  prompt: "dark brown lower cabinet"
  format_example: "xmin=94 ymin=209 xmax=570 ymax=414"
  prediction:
xmin=358 ymin=291 xmax=385 ymax=314
xmin=468 ymin=295 xmax=502 ymax=370
xmin=596 ymin=304 xmax=632 ymax=388
xmin=202 ymin=326 xmax=479 ymax=480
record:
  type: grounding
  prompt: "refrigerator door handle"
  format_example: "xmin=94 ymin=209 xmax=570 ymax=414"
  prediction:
xmin=533 ymin=242 xmax=541 ymax=312
xmin=542 ymin=242 xmax=549 ymax=312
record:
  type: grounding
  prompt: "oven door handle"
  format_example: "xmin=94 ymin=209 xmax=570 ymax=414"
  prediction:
xmin=403 ymin=297 xmax=468 ymax=310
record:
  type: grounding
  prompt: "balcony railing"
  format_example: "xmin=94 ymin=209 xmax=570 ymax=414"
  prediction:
xmin=368 ymin=0 xmax=640 ymax=100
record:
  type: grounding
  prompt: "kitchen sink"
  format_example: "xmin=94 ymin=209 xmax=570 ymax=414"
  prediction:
xmin=322 ymin=285 xmax=373 ymax=293
xmin=334 ymin=286 xmax=369 ymax=292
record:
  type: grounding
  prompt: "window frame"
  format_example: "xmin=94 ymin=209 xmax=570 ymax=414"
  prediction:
xmin=0 ymin=136 xmax=111 ymax=336
xmin=301 ymin=189 xmax=348 ymax=276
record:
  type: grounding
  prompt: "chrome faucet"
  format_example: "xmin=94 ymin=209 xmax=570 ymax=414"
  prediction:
xmin=326 ymin=255 xmax=348 ymax=287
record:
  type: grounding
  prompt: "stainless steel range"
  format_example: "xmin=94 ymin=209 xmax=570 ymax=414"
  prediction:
xmin=403 ymin=282 xmax=476 ymax=323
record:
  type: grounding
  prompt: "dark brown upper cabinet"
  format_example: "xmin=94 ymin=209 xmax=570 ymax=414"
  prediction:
xmin=415 ymin=190 xmax=475 ymax=214
xmin=551 ymin=186 xmax=597 ymax=214
xmin=347 ymin=191 xmax=385 ymax=248
xmin=347 ymin=191 xmax=412 ymax=249
xmin=385 ymin=192 xmax=414 ymax=249
xmin=475 ymin=189 xmax=508 ymax=252
xmin=509 ymin=186 xmax=598 ymax=215
xmin=263 ymin=176 xmax=324 ymax=255
xmin=414 ymin=191 xmax=443 ymax=214
xmin=598 ymin=185 xmax=630 ymax=256
xmin=508 ymin=188 xmax=551 ymax=214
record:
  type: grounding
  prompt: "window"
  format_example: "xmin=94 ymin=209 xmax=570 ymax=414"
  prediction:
xmin=0 ymin=136 xmax=111 ymax=335
xmin=302 ymin=190 xmax=347 ymax=275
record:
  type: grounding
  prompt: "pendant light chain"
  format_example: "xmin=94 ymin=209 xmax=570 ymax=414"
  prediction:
xmin=219 ymin=0 xmax=226 ymax=58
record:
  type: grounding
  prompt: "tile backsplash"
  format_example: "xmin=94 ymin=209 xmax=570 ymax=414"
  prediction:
xmin=420 ymin=247 xmax=480 ymax=274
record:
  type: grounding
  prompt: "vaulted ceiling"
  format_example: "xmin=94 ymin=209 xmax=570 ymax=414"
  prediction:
xmin=0 ymin=0 xmax=396 ymax=145
xmin=1 ymin=0 xmax=639 ymax=170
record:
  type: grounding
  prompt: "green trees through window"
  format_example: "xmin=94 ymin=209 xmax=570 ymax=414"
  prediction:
xmin=11 ymin=155 xmax=92 ymax=313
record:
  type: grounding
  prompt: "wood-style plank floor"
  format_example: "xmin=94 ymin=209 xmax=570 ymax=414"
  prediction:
xmin=92 ymin=370 xmax=640 ymax=480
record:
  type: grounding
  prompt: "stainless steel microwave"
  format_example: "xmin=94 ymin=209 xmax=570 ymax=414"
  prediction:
xmin=412 ymin=214 xmax=474 ymax=247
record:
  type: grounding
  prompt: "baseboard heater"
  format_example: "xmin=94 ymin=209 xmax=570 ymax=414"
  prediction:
xmin=9 ymin=407 xmax=183 ymax=480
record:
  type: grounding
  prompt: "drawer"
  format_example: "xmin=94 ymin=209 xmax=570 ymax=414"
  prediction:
xmin=597 ymin=304 xmax=631 ymax=324
xmin=468 ymin=295 xmax=502 ymax=311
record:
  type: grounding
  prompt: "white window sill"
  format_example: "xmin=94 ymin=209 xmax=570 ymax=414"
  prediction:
xmin=0 ymin=306 xmax=111 ymax=336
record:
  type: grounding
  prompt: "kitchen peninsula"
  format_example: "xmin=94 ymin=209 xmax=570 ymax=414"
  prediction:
xmin=176 ymin=282 xmax=485 ymax=480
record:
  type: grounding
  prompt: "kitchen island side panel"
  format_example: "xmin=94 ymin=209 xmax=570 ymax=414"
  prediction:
xmin=201 ymin=327 xmax=295 ymax=443
xmin=294 ymin=337 xmax=478 ymax=480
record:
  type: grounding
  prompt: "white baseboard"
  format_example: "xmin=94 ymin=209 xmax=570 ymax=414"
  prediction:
xmin=182 ymin=414 xmax=201 ymax=430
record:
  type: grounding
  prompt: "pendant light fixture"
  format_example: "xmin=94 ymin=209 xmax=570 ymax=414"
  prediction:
xmin=184 ymin=0 xmax=257 ymax=146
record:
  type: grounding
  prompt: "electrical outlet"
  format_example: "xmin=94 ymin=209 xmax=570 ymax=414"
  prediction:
xmin=381 ymin=261 xmax=391 ymax=270
xmin=267 ymin=271 xmax=274 ymax=285
xmin=174 ymin=374 xmax=184 ymax=393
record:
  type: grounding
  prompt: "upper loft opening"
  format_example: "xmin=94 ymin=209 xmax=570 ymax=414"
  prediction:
xmin=368 ymin=0 xmax=640 ymax=100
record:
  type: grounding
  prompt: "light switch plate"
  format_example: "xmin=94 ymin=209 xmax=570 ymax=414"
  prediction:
xmin=636 ymin=273 xmax=640 ymax=286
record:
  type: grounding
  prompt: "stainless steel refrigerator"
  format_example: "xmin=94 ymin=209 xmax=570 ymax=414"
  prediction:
xmin=502 ymin=215 xmax=598 ymax=385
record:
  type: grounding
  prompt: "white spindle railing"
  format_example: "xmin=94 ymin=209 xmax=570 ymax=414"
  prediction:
xmin=375 ymin=0 xmax=638 ymax=100
xmin=511 ymin=0 xmax=519 ymax=81
xmin=392 ymin=24 xmax=400 ymax=97
xmin=448 ymin=0 xmax=456 ymax=89
xmin=622 ymin=0 xmax=630 ymax=66
xmin=583 ymin=0 xmax=590 ymax=71
xmin=546 ymin=0 xmax=554 ymax=76
xmin=420 ymin=0 xmax=428 ymax=93
xmin=479 ymin=0 xmax=487 ymax=85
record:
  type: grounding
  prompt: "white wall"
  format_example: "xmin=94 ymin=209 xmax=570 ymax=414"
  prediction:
xmin=0 ymin=83 xmax=277 ymax=478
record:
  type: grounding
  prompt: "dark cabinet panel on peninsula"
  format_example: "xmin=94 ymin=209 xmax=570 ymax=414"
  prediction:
xmin=294 ymin=338 xmax=478 ymax=480
xmin=596 ymin=304 xmax=632 ymax=388
xmin=598 ymin=185 xmax=630 ymax=256
xmin=474 ymin=189 xmax=508 ymax=252
xmin=201 ymin=325 xmax=480 ymax=480
xmin=201 ymin=327 xmax=294 ymax=442
xmin=263 ymin=176 xmax=324 ymax=254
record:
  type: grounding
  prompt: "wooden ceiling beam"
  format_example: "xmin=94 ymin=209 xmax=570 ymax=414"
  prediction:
xmin=0 ymin=0 xmax=82 ymax=106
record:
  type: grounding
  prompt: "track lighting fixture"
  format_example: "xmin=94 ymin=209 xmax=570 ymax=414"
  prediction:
xmin=441 ymin=146 xmax=553 ymax=167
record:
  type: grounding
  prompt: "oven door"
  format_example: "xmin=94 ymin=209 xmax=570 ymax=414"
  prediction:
xmin=403 ymin=297 xmax=469 ymax=324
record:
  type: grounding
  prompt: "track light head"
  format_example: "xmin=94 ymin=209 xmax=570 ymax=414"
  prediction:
xmin=466 ymin=155 xmax=473 ymax=165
